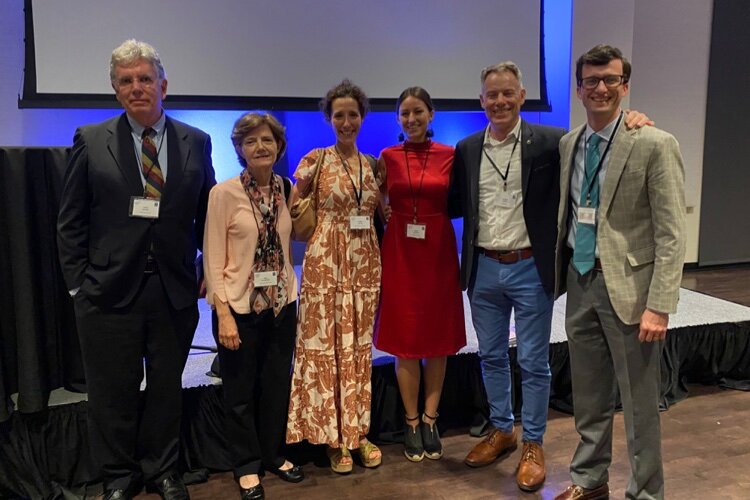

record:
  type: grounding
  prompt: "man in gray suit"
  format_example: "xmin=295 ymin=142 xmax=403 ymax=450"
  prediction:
xmin=58 ymin=40 xmax=215 ymax=500
xmin=554 ymin=45 xmax=686 ymax=500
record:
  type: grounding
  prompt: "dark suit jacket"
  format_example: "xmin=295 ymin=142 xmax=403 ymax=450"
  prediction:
xmin=449 ymin=120 xmax=564 ymax=293
xmin=57 ymin=113 xmax=216 ymax=310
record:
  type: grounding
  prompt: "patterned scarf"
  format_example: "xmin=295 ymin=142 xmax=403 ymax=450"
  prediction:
xmin=239 ymin=169 xmax=288 ymax=316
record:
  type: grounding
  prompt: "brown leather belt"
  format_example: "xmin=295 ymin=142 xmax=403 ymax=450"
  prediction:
xmin=593 ymin=258 xmax=603 ymax=272
xmin=479 ymin=247 xmax=533 ymax=264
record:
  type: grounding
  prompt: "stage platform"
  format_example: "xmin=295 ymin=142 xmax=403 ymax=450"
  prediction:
xmin=28 ymin=285 xmax=750 ymax=423
xmin=182 ymin=286 xmax=750 ymax=387
xmin=3 ymin=288 xmax=750 ymax=499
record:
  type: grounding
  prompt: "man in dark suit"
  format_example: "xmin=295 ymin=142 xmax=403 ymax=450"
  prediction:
xmin=57 ymin=39 xmax=215 ymax=500
xmin=450 ymin=61 xmax=564 ymax=492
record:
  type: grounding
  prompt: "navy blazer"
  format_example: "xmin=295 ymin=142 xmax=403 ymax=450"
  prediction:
xmin=449 ymin=119 xmax=564 ymax=294
xmin=57 ymin=113 xmax=216 ymax=309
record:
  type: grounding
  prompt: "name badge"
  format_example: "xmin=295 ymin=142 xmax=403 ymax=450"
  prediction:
xmin=499 ymin=191 xmax=516 ymax=209
xmin=253 ymin=271 xmax=278 ymax=287
xmin=578 ymin=207 xmax=597 ymax=225
xmin=350 ymin=215 xmax=371 ymax=230
xmin=130 ymin=197 xmax=160 ymax=219
xmin=405 ymin=223 xmax=426 ymax=239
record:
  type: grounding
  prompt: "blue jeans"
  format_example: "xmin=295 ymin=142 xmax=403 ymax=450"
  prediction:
xmin=468 ymin=253 xmax=553 ymax=443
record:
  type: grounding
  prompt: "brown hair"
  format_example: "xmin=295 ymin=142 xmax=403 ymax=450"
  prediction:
xmin=396 ymin=86 xmax=435 ymax=113
xmin=320 ymin=79 xmax=369 ymax=122
xmin=231 ymin=112 xmax=287 ymax=167
xmin=575 ymin=44 xmax=631 ymax=86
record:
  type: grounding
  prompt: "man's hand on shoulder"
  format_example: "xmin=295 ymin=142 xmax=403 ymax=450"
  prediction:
xmin=624 ymin=109 xmax=655 ymax=129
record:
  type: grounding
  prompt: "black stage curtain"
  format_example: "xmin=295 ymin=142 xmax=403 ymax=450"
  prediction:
xmin=2 ymin=321 xmax=749 ymax=499
xmin=0 ymin=148 xmax=85 ymax=425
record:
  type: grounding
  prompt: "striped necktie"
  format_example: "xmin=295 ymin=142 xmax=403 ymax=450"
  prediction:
xmin=141 ymin=127 xmax=164 ymax=199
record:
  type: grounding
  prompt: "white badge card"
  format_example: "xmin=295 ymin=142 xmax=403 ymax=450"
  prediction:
xmin=349 ymin=215 xmax=371 ymax=230
xmin=578 ymin=207 xmax=597 ymax=225
xmin=405 ymin=223 xmax=426 ymax=240
xmin=129 ymin=197 xmax=160 ymax=219
xmin=498 ymin=191 xmax=516 ymax=209
xmin=254 ymin=271 xmax=278 ymax=287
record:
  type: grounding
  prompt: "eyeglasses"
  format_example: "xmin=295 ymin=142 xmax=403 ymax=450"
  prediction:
xmin=115 ymin=75 xmax=157 ymax=89
xmin=578 ymin=75 xmax=627 ymax=90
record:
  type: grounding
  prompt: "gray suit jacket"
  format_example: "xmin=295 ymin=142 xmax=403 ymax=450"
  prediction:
xmin=555 ymin=123 xmax=687 ymax=324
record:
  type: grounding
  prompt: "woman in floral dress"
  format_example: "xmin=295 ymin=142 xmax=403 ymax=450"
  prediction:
xmin=286 ymin=80 xmax=383 ymax=474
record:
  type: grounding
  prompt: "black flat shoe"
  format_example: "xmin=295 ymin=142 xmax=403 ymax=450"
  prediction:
xmin=421 ymin=412 xmax=443 ymax=460
xmin=240 ymin=483 xmax=264 ymax=500
xmin=268 ymin=464 xmax=304 ymax=483
xmin=404 ymin=415 xmax=424 ymax=462
xmin=149 ymin=474 xmax=189 ymax=500
xmin=103 ymin=489 xmax=132 ymax=500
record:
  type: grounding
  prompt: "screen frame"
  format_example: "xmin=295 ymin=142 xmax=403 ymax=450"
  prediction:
xmin=20 ymin=0 xmax=549 ymax=112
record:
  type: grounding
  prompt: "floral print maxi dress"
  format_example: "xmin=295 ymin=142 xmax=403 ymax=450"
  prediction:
xmin=286 ymin=146 xmax=382 ymax=449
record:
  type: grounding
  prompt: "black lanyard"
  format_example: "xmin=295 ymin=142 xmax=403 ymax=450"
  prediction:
xmin=335 ymin=146 xmax=364 ymax=210
xmin=482 ymin=133 xmax=519 ymax=191
xmin=403 ymin=142 xmax=430 ymax=222
xmin=581 ymin=112 xmax=623 ymax=206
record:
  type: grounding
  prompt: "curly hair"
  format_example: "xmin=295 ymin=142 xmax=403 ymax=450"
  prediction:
xmin=320 ymin=79 xmax=369 ymax=122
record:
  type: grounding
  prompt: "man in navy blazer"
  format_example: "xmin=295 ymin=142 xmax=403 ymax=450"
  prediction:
xmin=450 ymin=61 xmax=564 ymax=492
xmin=57 ymin=40 xmax=215 ymax=500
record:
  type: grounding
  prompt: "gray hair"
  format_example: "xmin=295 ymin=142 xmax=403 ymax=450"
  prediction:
xmin=480 ymin=61 xmax=524 ymax=88
xmin=109 ymin=39 xmax=166 ymax=82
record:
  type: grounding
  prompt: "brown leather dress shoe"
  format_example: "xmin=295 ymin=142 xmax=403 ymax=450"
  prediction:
xmin=464 ymin=427 xmax=518 ymax=467
xmin=554 ymin=483 xmax=609 ymax=500
xmin=516 ymin=441 xmax=545 ymax=491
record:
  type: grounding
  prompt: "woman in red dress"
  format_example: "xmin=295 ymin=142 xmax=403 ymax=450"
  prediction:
xmin=374 ymin=87 xmax=466 ymax=462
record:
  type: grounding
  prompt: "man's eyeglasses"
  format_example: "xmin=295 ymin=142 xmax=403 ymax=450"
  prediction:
xmin=115 ymin=75 xmax=157 ymax=89
xmin=578 ymin=75 xmax=627 ymax=90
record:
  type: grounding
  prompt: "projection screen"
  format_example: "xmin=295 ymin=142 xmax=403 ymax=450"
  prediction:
xmin=22 ymin=0 xmax=547 ymax=111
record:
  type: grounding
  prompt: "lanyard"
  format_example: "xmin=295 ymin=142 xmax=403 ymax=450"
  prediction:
xmin=482 ymin=134 xmax=519 ymax=191
xmin=403 ymin=142 xmax=430 ymax=222
xmin=335 ymin=146 xmax=364 ymax=210
xmin=581 ymin=112 xmax=623 ymax=206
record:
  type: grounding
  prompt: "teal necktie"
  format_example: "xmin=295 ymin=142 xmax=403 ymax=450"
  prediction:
xmin=573 ymin=134 xmax=603 ymax=274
